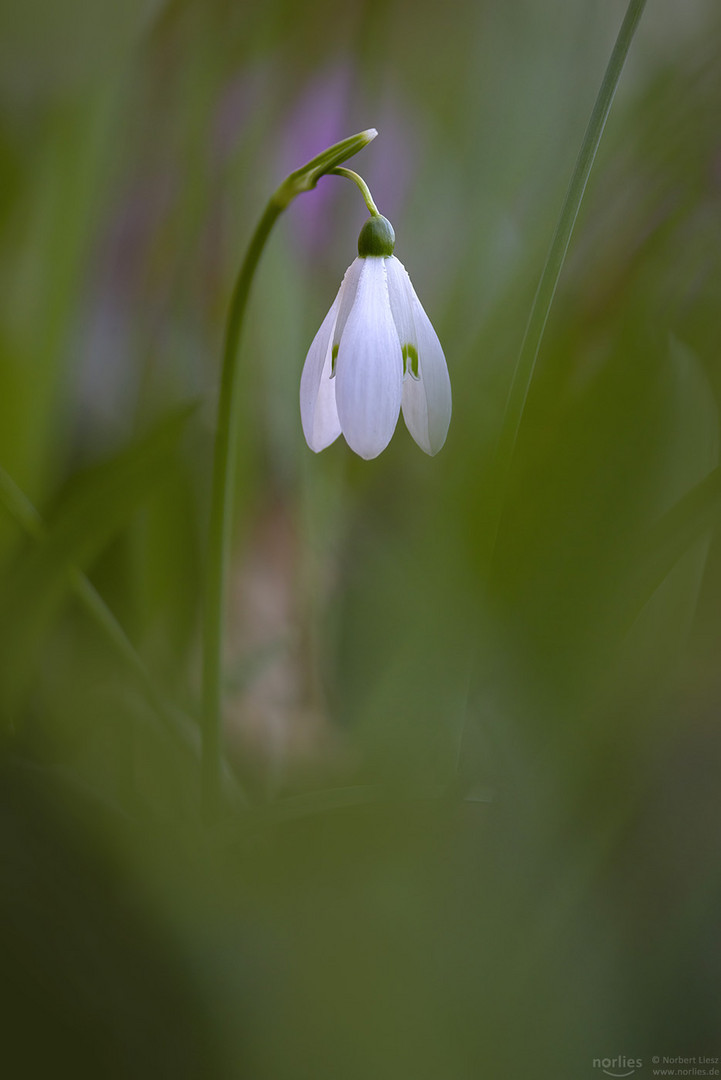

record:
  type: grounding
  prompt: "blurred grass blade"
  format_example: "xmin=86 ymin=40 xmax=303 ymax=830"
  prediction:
xmin=488 ymin=0 xmax=648 ymax=562
xmin=629 ymin=464 xmax=721 ymax=619
xmin=0 ymin=467 xmax=46 ymax=539
xmin=0 ymin=463 xmax=192 ymax=749
xmin=623 ymin=336 xmax=719 ymax=626
xmin=0 ymin=404 xmax=196 ymax=724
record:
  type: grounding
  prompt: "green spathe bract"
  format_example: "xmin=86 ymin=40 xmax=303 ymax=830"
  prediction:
xmin=358 ymin=215 xmax=395 ymax=258
xmin=274 ymin=128 xmax=378 ymax=208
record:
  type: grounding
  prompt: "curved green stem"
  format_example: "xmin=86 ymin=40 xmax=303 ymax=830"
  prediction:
xmin=201 ymin=199 xmax=283 ymax=822
xmin=201 ymin=129 xmax=377 ymax=822
xmin=330 ymin=168 xmax=380 ymax=216
xmin=487 ymin=0 xmax=648 ymax=566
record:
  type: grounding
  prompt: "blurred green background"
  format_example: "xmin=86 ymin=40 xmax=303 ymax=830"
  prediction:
xmin=2 ymin=0 xmax=721 ymax=1076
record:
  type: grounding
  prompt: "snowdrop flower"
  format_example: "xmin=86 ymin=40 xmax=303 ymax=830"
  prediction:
xmin=300 ymin=215 xmax=451 ymax=459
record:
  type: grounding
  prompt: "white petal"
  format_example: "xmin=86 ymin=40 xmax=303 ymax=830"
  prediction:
xmin=335 ymin=257 xmax=403 ymax=460
xmin=300 ymin=293 xmax=341 ymax=452
xmin=402 ymin=310 xmax=452 ymax=455
xmin=332 ymin=257 xmax=364 ymax=352
xmin=385 ymin=255 xmax=415 ymax=348
xmin=388 ymin=257 xmax=451 ymax=455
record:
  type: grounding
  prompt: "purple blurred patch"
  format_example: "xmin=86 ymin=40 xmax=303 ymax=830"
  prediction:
xmin=281 ymin=72 xmax=420 ymax=256
xmin=75 ymin=172 xmax=179 ymax=449
xmin=277 ymin=64 xmax=354 ymax=254
xmin=212 ymin=64 xmax=269 ymax=164
xmin=362 ymin=90 xmax=419 ymax=236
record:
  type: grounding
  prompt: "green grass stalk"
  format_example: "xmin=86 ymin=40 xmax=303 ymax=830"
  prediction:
xmin=488 ymin=0 xmax=649 ymax=564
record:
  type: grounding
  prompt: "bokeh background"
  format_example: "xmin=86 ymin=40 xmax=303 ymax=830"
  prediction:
xmin=2 ymin=0 xmax=721 ymax=1076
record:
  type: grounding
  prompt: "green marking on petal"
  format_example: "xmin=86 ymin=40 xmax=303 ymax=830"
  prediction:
xmin=402 ymin=343 xmax=419 ymax=379
xmin=331 ymin=342 xmax=339 ymax=376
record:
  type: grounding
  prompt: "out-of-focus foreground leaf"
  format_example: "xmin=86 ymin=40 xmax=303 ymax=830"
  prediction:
xmin=0 ymin=404 xmax=196 ymax=726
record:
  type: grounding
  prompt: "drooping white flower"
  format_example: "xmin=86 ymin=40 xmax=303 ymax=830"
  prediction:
xmin=300 ymin=215 xmax=451 ymax=460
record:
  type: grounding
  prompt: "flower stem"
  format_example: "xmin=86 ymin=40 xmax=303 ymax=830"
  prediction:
xmin=487 ymin=0 xmax=648 ymax=565
xmin=201 ymin=198 xmax=283 ymax=822
xmin=329 ymin=168 xmax=380 ymax=216
xmin=201 ymin=130 xmax=377 ymax=822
